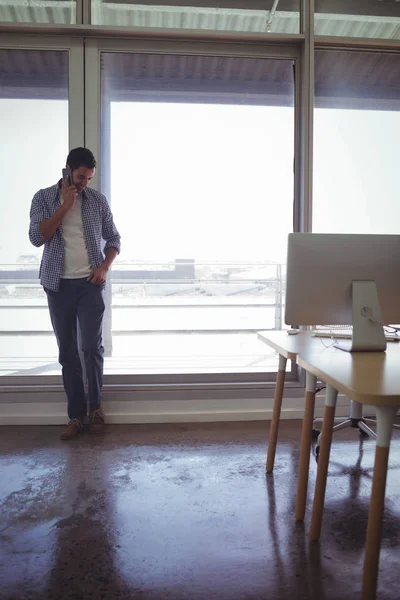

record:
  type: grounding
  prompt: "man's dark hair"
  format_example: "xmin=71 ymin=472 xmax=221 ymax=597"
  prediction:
xmin=67 ymin=147 xmax=97 ymax=170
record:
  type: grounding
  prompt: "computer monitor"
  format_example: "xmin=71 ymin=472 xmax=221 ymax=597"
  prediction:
xmin=285 ymin=233 xmax=400 ymax=352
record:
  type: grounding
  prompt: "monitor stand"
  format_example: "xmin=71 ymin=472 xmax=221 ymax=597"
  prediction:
xmin=334 ymin=281 xmax=387 ymax=353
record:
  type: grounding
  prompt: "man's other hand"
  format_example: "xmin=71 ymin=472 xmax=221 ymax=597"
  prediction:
xmin=88 ymin=265 xmax=108 ymax=285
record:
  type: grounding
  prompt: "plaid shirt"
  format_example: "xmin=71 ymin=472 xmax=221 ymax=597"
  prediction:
xmin=29 ymin=182 xmax=121 ymax=291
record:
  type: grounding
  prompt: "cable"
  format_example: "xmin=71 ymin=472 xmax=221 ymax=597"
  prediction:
xmin=364 ymin=311 xmax=400 ymax=338
xmin=316 ymin=329 xmax=339 ymax=348
xmin=359 ymin=307 xmax=400 ymax=337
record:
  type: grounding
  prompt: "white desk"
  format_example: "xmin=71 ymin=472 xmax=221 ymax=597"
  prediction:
xmin=257 ymin=330 xmax=323 ymax=472
xmin=258 ymin=331 xmax=400 ymax=600
xmin=257 ymin=331 xmax=327 ymax=521
xmin=297 ymin=346 xmax=400 ymax=600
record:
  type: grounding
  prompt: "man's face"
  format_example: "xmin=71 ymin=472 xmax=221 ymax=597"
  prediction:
xmin=69 ymin=165 xmax=95 ymax=193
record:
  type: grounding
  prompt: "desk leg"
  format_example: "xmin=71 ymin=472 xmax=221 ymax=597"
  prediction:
xmin=310 ymin=385 xmax=338 ymax=542
xmin=362 ymin=406 xmax=398 ymax=600
xmin=266 ymin=354 xmax=287 ymax=473
xmin=295 ymin=371 xmax=317 ymax=521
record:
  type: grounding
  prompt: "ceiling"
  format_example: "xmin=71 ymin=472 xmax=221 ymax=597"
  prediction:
xmin=0 ymin=0 xmax=400 ymax=38
xmin=2 ymin=46 xmax=400 ymax=110
xmin=315 ymin=49 xmax=400 ymax=109
xmin=0 ymin=49 xmax=68 ymax=99
xmin=101 ymin=53 xmax=295 ymax=104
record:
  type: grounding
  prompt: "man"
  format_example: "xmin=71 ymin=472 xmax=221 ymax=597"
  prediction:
xmin=29 ymin=147 xmax=121 ymax=440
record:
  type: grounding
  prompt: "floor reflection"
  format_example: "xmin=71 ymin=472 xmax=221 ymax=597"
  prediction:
xmin=0 ymin=421 xmax=399 ymax=600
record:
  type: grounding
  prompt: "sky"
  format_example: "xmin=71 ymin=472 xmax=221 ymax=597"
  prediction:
xmin=1 ymin=98 xmax=400 ymax=267
xmin=109 ymin=102 xmax=294 ymax=263
xmin=0 ymin=99 xmax=68 ymax=265
xmin=313 ymin=109 xmax=400 ymax=234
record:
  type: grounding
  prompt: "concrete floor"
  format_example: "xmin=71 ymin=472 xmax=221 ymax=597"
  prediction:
xmin=1 ymin=420 xmax=400 ymax=600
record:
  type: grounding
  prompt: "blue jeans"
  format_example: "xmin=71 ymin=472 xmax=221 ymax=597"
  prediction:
xmin=45 ymin=278 xmax=105 ymax=421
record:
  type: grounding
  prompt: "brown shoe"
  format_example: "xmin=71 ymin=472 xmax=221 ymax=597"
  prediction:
xmin=60 ymin=418 xmax=83 ymax=441
xmin=89 ymin=407 xmax=105 ymax=435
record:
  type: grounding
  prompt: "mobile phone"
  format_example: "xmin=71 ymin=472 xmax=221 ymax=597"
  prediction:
xmin=62 ymin=167 xmax=73 ymax=186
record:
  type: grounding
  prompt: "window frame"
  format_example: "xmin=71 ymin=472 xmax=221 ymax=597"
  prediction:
xmin=0 ymin=34 xmax=84 ymax=387
xmin=85 ymin=36 xmax=301 ymax=385
xmin=0 ymin=2 xmax=400 ymax=390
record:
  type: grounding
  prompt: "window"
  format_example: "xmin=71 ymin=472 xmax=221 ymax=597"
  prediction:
xmin=92 ymin=0 xmax=300 ymax=34
xmin=313 ymin=50 xmax=400 ymax=234
xmin=315 ymin=0 xmax=400 ymax=39
xmin=0 ymin=0 xmax=76 ymax=24
xmin=0 ymin=49 xmax=69 ymax=377
xmin=101 ymin=52 xmax=295 ymax=374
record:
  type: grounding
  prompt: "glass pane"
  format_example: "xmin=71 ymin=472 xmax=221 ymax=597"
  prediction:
xmin=92 ymin=0 xmax=300 ymax=34
xmin=315 ymin=0 xmax=400 ymax=39
xmin=0 ymin=0 xmax=76 ymax=24
xmin=101 ymin=52 xmax=294 ymax=374
xmin=0 ymin=49 xmax=69 ymax=377
xmin=313 ymin=50 xmax=400 ymax=234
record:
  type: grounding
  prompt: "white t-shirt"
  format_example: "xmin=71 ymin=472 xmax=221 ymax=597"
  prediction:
xmin=60 ymin=191 xmax=92 ymax=279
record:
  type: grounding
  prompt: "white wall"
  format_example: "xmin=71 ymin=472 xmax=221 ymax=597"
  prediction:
xmin=0 ymin=385 xmax=351 ymax=425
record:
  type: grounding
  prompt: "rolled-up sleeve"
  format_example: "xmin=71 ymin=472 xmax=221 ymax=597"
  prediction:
xmin=101 ymin=197 xmax=121 ymax=254
xmin=29 ymin=191 xmax=46 ymax=247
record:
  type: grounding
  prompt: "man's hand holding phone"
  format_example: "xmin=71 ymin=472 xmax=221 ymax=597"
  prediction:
xmin=38 ymin=168 xmax=78 ymax=242
xmin=61 ymin=176 xmax=78 ymax=211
